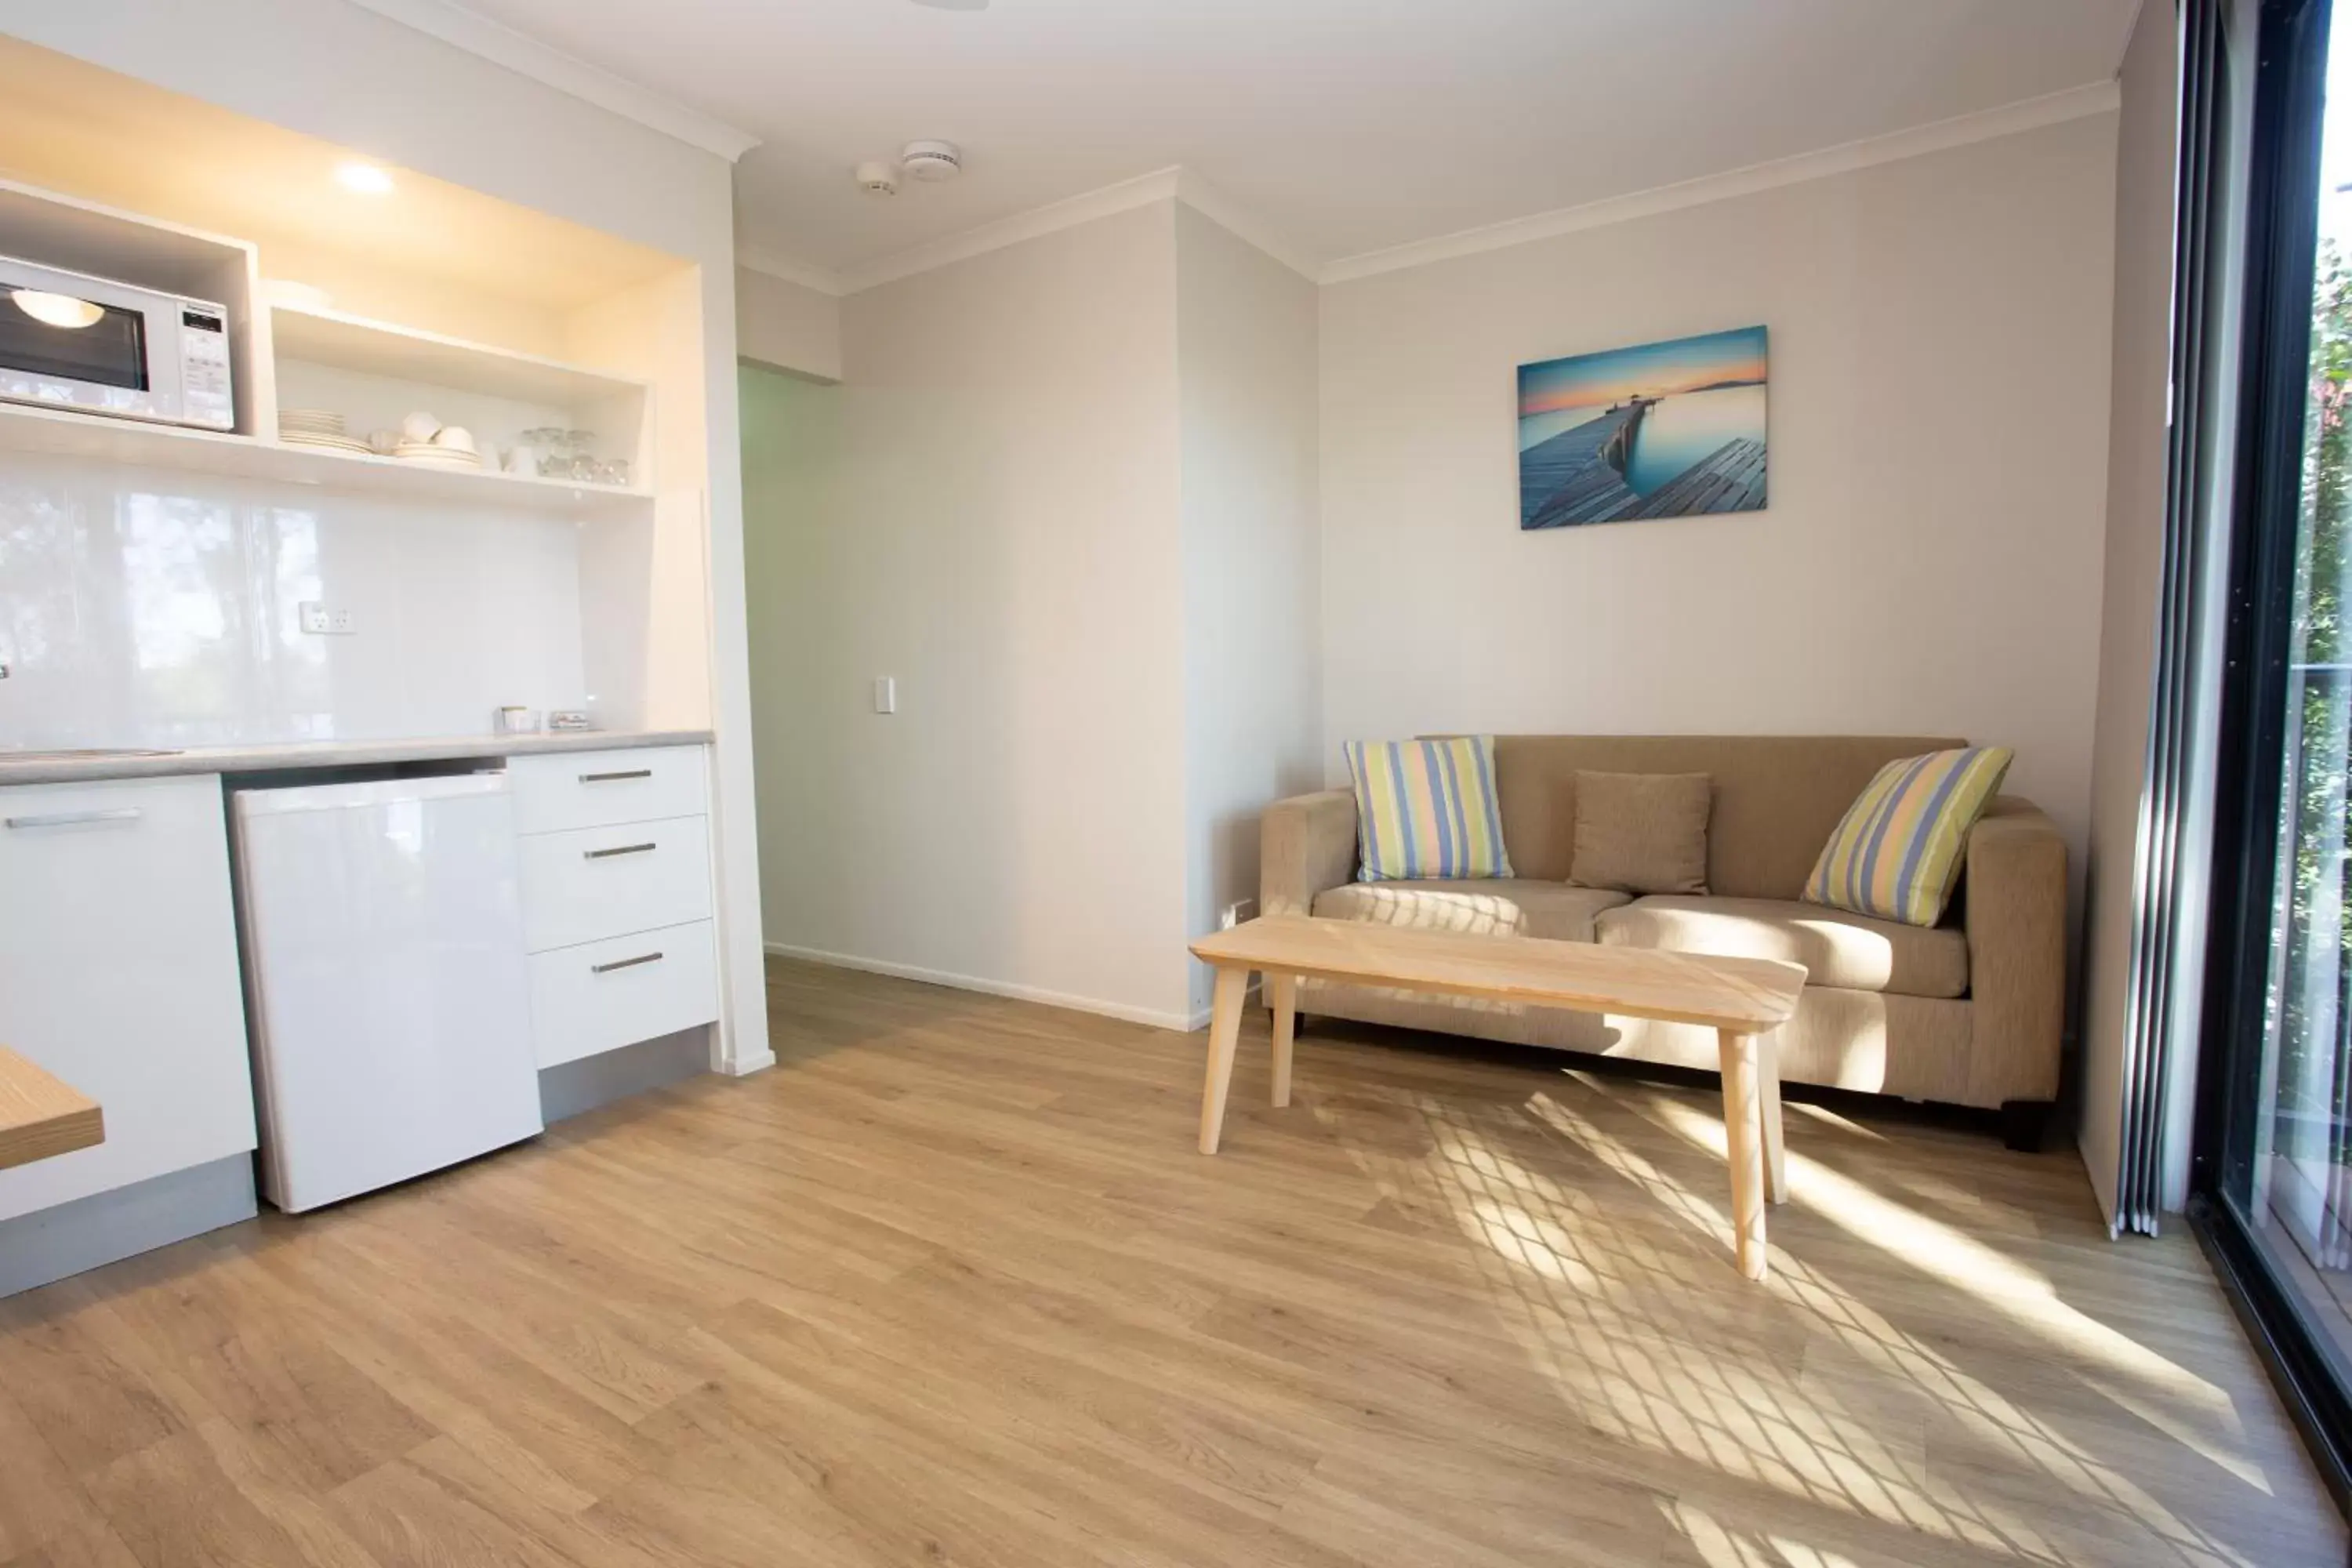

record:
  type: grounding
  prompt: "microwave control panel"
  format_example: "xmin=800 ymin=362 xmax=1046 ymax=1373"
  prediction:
xmin=176 ymin=303 xmax=234 ymax=430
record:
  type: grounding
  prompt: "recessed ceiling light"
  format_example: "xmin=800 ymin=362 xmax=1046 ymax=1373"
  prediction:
xmin=336 ymin=162 xmax=395 ymax=196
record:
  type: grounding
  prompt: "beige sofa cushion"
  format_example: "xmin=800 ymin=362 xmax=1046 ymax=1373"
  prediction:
xmin=1595 ymin=895 xmax=1969 ymax=1000
xmin=1312 ymin=879 xmax=1631 ymax=943
xmin=1487 ymin=734 xmax=1965 ymax=897
xmin=1567 ymin=771 xmax=1711 ymax=894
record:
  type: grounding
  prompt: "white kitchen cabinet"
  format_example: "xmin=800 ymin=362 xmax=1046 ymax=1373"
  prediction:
xmin=528 ymin=920 xmax=720 ymax=1069
xmin=0 ymin=775 xmax=256 ymax=1222
xmin=515 ymin=814 xmax=712 ymax=954
xmin=508 ymin=745 xmax=708 ymax=836
xmin=512 ymin=746 xmax=720 ymax=1068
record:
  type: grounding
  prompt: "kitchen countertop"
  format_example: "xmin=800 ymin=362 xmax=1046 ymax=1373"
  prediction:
xmin=0 ymin=729 xmax=715 ymax=786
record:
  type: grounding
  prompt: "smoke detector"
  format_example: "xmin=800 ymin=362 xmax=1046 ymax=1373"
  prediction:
xmin=900 ymin=140 xmax=963 ymax=182
xmin=855 ymin=160 xmax=898 ymax=197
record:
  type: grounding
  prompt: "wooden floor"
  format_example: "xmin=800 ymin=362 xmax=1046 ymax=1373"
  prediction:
xmin=1 ymin=957 xmax=2344 ymax=1568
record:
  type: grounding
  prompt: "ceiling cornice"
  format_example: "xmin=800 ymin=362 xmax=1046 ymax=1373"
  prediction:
xmin=837 ymin=166 xmax=1185 ymax=294
xmin=1172 ymin=169 xmax=1319 ymax=282
xmin=736 ymin=167 xmax=1316 ymax=299
xmin=732 ymin=76 xmax=2122 ymax=300
xmin=1319 ymin=78 xmax=2122 ymax=285
xmin=736 ymin=245 xmax=848 ymax=297
xmin=345 ymin=0 xmax=761 ymax=162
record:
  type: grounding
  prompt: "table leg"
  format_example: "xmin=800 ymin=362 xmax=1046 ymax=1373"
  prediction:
xmin=1197 ymin=967 xmax=1249 ymax=1155
xmin=1717 ymin=1028 xmax=1768 ymax=1280
xmin=1268 ymin=974 xmax=1298 ymax=1108
xmin=1759 ymin=1031 xmax=1787 ymax=1206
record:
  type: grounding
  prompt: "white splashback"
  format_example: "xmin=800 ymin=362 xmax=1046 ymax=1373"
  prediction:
xmin=0 ymin=453 xmax=586 ymax=748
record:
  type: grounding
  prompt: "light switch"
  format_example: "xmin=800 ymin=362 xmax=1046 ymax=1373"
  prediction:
xmin=873 ymin=676 xmax=897 ymax=714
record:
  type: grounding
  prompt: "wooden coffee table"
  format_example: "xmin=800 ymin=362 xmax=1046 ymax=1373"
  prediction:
xmin=1188 ymin=915 xmax=1806 ymax=1279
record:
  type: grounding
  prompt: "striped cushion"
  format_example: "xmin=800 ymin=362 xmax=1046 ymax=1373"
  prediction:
xmin=1803 ymin=746 xmax=2013 ymax=927
xmin=1344 ymin=737 xmax=1513 ymax=883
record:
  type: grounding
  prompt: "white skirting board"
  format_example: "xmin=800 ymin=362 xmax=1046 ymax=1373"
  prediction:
xmin=764 ymin=941 xmax=1244 ymax=1033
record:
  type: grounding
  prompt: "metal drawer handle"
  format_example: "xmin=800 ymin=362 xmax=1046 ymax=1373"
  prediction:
xmin=579 ymin=769 xmax=653 ymax=783
xmin=591 ymin=951 xmax=664 ymax=975
xmin=585 ymin=841 xmax=656 ymax=860
xmin=5 ymin=808 xmax=143 ymax=830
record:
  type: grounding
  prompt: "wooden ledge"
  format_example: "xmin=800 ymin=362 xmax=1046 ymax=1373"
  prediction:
xmin=0 ymin=1047 xmax=103 ymax=1171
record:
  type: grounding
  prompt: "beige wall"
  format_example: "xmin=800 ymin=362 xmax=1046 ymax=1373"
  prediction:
xmin=741 ymin=363 xmax=843 ymax=986
xmin=1318 ymin=115 xmax=2121 ymax=920
xmin=1176 ymin=205 xmax=1323 ymax=1018
xmin=737 ymin=265 xmax=842 ymax=383
xmin=750 ymin=202 xmax=1195 ymax=1025
xmin=746 ymin=199 xmax=1321 ymax=1026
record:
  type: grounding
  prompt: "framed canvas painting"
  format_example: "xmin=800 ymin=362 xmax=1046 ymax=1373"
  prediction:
xmin=1517 ymin=325 xmax=1768 ymax=528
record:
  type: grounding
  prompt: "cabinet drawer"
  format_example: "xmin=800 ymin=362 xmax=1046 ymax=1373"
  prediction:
xmin=508 ymin=746 xmax=707 ymax=835
xmin=519 ymin=815 xmax=711 ymax=953
xmin=528 ymin=920 xmax=718 ymax=1069
xmin=0 ymin=775 xmax=256 ymax=1222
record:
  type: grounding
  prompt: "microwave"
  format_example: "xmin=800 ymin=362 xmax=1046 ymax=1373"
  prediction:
xmin=0 ymin=254 xmax=234 ymax=430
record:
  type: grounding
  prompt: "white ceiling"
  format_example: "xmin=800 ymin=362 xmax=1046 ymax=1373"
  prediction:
xmin=439 ymin=0 xmax=2140 ymax=285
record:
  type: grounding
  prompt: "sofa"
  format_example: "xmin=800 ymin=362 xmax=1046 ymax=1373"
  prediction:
xmin=1260 ymin=735 xmax=2067 ymax=1147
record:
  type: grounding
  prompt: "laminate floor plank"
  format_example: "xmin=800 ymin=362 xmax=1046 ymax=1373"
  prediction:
xmin=0 ymin=957 xmax=2340 ymax=1568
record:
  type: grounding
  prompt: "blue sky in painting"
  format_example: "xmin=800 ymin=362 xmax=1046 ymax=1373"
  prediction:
xmin=1519 ymin=325 xmax=1769 ymax=416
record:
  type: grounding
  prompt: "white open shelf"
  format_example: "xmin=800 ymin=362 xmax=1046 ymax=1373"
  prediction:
xmin=0 ymin=399 xmax=654 ymax=517
xmin=268 ymin=303 xmax=648 ymax=408
xmin=267 ymin=303 xmax=652 ymax=494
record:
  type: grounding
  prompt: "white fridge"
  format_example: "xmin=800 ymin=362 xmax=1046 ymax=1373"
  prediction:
xmin=231 ymin=772 xmax=543 ymax=1212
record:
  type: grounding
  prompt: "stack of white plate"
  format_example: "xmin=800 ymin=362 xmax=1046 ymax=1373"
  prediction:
xmin=394 ymin=441 xmax=481 ymax=470
xmin=278 ymin=409 xmax=371 ymax=456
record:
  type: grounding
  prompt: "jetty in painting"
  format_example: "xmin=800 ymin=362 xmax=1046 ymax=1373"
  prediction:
xmin=1517 ymin=326 xmax=1769 ymax=529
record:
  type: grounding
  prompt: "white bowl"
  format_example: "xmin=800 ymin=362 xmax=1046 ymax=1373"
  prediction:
xmin=400 ymin=411 xmax=441 ymax=443
xmin=432 ymin=426 xmax=476 ymax=453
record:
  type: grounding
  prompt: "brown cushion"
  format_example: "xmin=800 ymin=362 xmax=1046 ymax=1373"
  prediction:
xmin=1595 ymin=895 xmax=1969 ymax=1000
xmin=1312 ymin=880 xmax=1631 ymax=943
xmin=1483 ymin=735 xmax=1968 ymax=896
xmin=1566 ymin=771 xmax=1711 ymax=895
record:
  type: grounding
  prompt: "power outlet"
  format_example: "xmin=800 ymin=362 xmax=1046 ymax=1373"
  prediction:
xmin=298 ymin=602 xmax=357 ymax=637
xmin=1220 ymin=898 xmax=1258 ymax=931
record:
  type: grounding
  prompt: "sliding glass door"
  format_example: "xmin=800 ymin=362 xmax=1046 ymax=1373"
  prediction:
xmin=2223 ymin=0 xmax=2352 ymax=1345
xmin=2199 ymin=0 xmax=2352 ymax=1501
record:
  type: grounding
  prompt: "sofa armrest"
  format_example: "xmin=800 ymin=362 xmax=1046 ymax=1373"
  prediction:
xmin=1261 ymin=789 xmax=1357 ymax=917
xmin=1962 ymin=795 xmax=2067 ymax=1105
